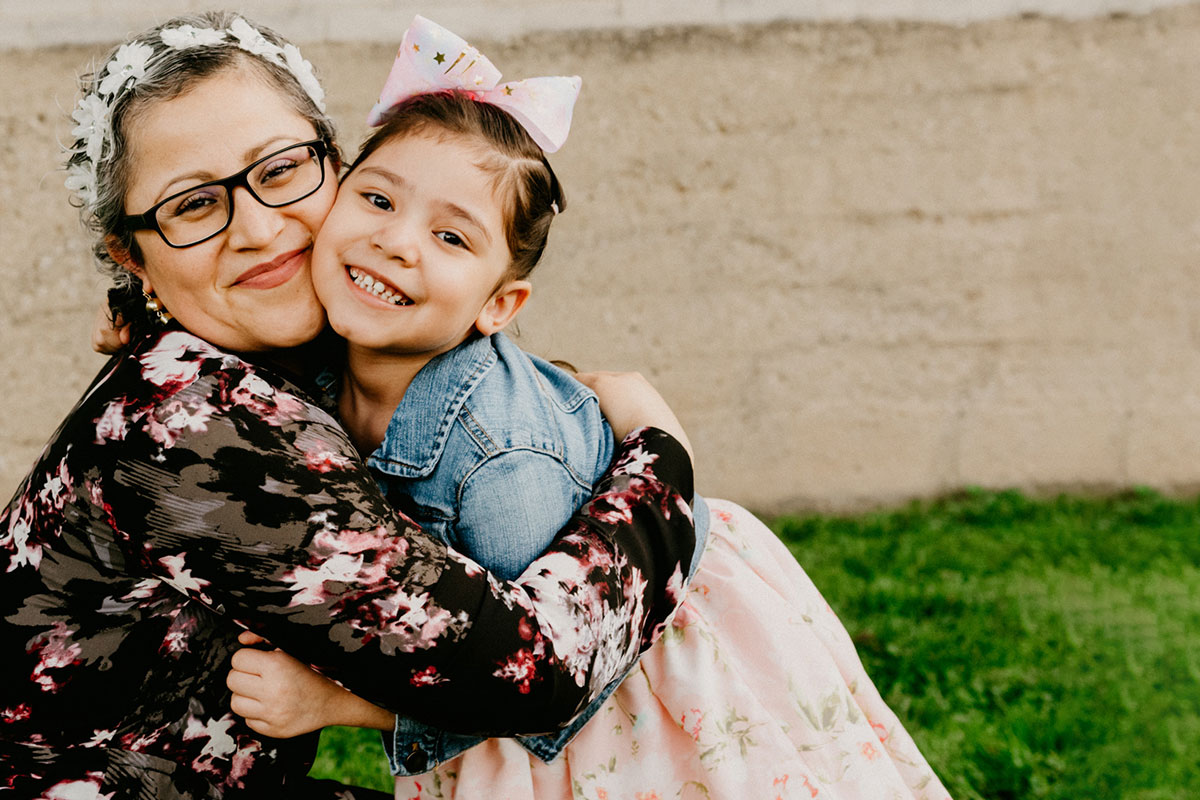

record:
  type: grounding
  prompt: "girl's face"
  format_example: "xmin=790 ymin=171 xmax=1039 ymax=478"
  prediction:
xmin=311 ymin=131 xmax=529 ymax=357
xmin=120 ymin=66 xmax=337 ymax=352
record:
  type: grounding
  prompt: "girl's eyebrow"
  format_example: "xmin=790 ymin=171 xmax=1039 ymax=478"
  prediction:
xmin=355 ymin=165 xmax=492 ymax=246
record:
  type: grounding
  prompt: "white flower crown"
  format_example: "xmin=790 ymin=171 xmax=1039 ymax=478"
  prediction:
xmin=65 ymin=17 xmax=326 ymax=210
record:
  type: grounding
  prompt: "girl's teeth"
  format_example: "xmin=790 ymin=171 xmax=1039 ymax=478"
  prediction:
xmin=348 ymin=267 xmax=410 ymax=306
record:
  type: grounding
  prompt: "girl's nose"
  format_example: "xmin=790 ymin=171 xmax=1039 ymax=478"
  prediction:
xmin=370 ymin=218 xmax=421 ymax=266
xmin=225 ymin=186 xmax=286 ymax=251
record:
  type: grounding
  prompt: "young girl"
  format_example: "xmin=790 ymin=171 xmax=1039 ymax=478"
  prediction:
xmin=227 ymin=16 xmax=951 ymax=800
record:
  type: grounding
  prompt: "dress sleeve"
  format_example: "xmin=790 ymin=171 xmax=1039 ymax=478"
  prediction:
xmin=99 ymin=359 xmax=694 ymax=737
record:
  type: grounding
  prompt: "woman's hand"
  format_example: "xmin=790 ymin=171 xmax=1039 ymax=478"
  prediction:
xmin=226 ymin=631 xmax=394 ymax=738
xmin=91 ymin=301 xmax=130 ymax=354
xmin=576 ymin=370 xmax=693 ymax=461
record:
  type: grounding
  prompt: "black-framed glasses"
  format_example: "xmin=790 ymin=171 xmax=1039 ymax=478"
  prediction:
xmin=122 ymin=139 xmax=330 ymax=248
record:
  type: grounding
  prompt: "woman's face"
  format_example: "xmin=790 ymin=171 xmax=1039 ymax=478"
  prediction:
xmin=121 ymin=66 xmax=337 ymax=352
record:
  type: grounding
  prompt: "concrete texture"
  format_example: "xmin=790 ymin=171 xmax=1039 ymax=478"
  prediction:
xmin=4 ymin=6 xmax=1200 ymax=512
xmin=0 ymin=0 xmax=1193 ymax=47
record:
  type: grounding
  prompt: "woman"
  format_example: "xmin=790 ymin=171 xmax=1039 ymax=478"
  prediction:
xmin=0 ymin=13 xmax=699 ymax=798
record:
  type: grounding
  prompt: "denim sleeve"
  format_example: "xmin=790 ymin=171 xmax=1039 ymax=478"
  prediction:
xmin=452 ymin=449 xmax=594 ymax=582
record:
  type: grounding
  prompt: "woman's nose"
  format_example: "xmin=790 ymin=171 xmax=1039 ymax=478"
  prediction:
xmin=225 ymin=186 xmax=286 ymax=251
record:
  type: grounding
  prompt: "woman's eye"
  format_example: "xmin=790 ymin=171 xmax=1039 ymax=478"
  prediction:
xmin=436 ymin=231 xmax=466 ymax=248
xmin=259 ymin=158 xmax=299 ymax=184
xmin=166 ymin=190 xmax=221 ymax=218
xmin=362 ymin=192 xmax=392 ymax=211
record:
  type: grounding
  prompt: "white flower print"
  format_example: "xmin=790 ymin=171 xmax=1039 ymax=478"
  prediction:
xmin=160 ymin=25 xmax=225 ymax=50
xmin=41 ymin=774 xmax=114 ymax=800
xmin=97 ymin=42 xmax=154 ymax=96
xmin=281 ymin=44 xmax=326 ymax=111
xmin=229 ymin=18 xmax=282 ymax=64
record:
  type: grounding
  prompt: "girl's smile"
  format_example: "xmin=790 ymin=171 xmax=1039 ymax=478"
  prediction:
xmin=311 ymin=131 xmax=529 ymax=358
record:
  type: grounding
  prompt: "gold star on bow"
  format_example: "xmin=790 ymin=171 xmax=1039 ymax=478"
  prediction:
xmin=434 ymin=52 xmax=445 ymax=64
xmin=504 ymin=86 xmax=514 ymax=96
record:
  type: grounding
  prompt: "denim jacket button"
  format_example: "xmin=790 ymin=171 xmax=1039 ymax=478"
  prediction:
xmin=404 ymin=747 xmax=429 ymax=773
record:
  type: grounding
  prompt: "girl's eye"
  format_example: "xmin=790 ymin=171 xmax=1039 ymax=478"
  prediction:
xmin=436 ymin=231 xmax=466 ymax=248
xmin=362 ymin=192 xmax=392 ymax=211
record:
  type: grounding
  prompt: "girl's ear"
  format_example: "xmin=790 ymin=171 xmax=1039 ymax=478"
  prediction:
xmin=475 ymin=280 xmax=531 ymax=336
xmin=105 ymin=235 xmax=150 ymax=292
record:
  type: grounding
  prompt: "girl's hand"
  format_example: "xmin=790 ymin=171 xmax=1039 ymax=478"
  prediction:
xmin=575 ymin=370 xmax=693 ymax=460
xmin=91 ymin=302 xmax=130 ymax=354
xmin=226 ymin=633 xmax=394 ymax=737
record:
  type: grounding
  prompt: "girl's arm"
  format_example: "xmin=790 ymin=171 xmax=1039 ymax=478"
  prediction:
xmin=102 ymin=337 xmax=694 ymax=736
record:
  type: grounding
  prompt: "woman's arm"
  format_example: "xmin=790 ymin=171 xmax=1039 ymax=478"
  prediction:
xmin=100 ymin=334 xmax=695 ymax=736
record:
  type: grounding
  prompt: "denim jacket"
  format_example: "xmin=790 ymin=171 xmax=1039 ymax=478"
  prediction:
xmin=366 ymin=332 xmax=709 ymax=775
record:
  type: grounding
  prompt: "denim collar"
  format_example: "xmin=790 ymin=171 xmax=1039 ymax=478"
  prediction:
xmin=366 ymin=334 xmax=497 ymax=479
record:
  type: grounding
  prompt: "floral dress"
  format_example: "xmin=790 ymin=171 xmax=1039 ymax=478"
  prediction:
xmin=0 ymin=329 xmax=698 ymax=799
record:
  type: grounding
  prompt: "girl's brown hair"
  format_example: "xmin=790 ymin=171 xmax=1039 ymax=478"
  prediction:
xmin=347 ymin=91 xmax=565 ymax=281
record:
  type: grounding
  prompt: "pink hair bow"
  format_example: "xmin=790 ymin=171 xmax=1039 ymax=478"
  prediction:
xmin=367 ymin=15 xmax=582 ymax=153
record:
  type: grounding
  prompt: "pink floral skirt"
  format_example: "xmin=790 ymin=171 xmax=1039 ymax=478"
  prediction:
xmin=393 ymin=499 xmax=951 ymax=800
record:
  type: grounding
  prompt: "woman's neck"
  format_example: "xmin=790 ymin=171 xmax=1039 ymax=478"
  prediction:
xmin=338 ymin=345 xmax=437 ymax=457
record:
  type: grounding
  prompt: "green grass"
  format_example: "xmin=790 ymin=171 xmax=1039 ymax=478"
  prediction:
xmin=313 ymin=489 xmax=1200 ymax=798
xmin=772 ymin=489 xmax=1200 ymax=800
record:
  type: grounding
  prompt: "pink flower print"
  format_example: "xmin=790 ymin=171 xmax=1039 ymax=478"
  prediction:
xmin=40 ymin=772 xmax=114 ymax=800
xmin=230 ymin=373 xmax=306 ymax=426
xmin=158 ymin=554 xmax=214 ymax=605
xmin=861 ymin=741 xmax=879 ymax=760
xmin=304 ymin=448 xmax=354 ymax=472
xmin=226 ymin=738 xmax=262 ymax=788
xmin=1 ymin=703 xmax=31 ymax=723
xmin=409 ymin=665 xmax=448 ymax=687
xmin=160 ymin=611 xmax=197 ymax=655
xmin=183 ymin=714 xmax=238 ymax=777
xmin=773 ymin=774 xmax=789 ymax=800
xmin=28 ymin=622 xmax=82 ymax=692
xmin=613 ymin=444 xmax=657 ymax=477
xmin=84 ymin=728 xmax=116 ymax=747
xmin=94 ymin=400 xmax=130 ymax=443
xmin=494 ymin=648 xmax=540 ymax=694
xmin=119 ymin=728 xmax=162 ymax=752
xmin=871 ymin=719 xmax=889 ymax=742
xmin=715 ymin=509 xmax=733 ymax=524
xmin=680 ymin=707 xmax=705 ymax=741
xmin=636 ymin=792 xmax=662 ymax=800
xmin=140 ymin=333 xmax=205 ymax=389
xmin=596 ymin=790 xmax=609 ymax=800
xmin=2 ymin=497 xmax=40 ymax=571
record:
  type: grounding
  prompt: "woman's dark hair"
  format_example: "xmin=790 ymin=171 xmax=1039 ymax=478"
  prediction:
xmin=348 ymin=91 xmax=565 ymax=281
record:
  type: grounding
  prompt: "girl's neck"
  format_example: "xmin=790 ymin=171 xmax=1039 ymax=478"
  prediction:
xmin=338 ymin=345 xmax=439 ymax=456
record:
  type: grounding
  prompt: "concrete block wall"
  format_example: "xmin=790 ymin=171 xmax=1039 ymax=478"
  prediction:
xmin=0 ymin=0 xmax=1193 ymax=47
xmin=4 ymin=5 xmax=1200 ymax=512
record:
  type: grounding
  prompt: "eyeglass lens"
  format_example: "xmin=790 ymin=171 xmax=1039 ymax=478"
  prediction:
xmin=155 ymin=143 xmax=323 ymax=247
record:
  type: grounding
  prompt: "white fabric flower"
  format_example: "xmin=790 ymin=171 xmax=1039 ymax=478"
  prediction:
xmin=281 ymin=44 xmax=326 ymax=112
xmin=97 ymin=41 xmax=154 ymax=96
xmin=160 ymin=25 xmax=225 ymax=50
xmin=229 ymin=18 xmax=282 ymax=64
xmin=70 ymin=93 xmax=109 ymax=162
xmin=64 ymin=162 xmax=96 ymax=207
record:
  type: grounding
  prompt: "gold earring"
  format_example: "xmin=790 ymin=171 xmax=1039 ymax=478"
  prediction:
xmin=143 ymin=291 xmax=174 ymax=326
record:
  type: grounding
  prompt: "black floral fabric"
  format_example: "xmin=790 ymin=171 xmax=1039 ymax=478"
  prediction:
xmin=0 ymin=329 xmax=696 ymax=799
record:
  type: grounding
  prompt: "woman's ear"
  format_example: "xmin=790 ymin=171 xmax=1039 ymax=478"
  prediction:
xmin=105 ymin=235 xmax=149 ymax=291
xmin=475 ymin=280 xmax=532 ymax=337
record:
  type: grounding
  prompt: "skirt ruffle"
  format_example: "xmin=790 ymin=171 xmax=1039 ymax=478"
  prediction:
xmin=393 ymin=499 xmax=951 ymax=800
